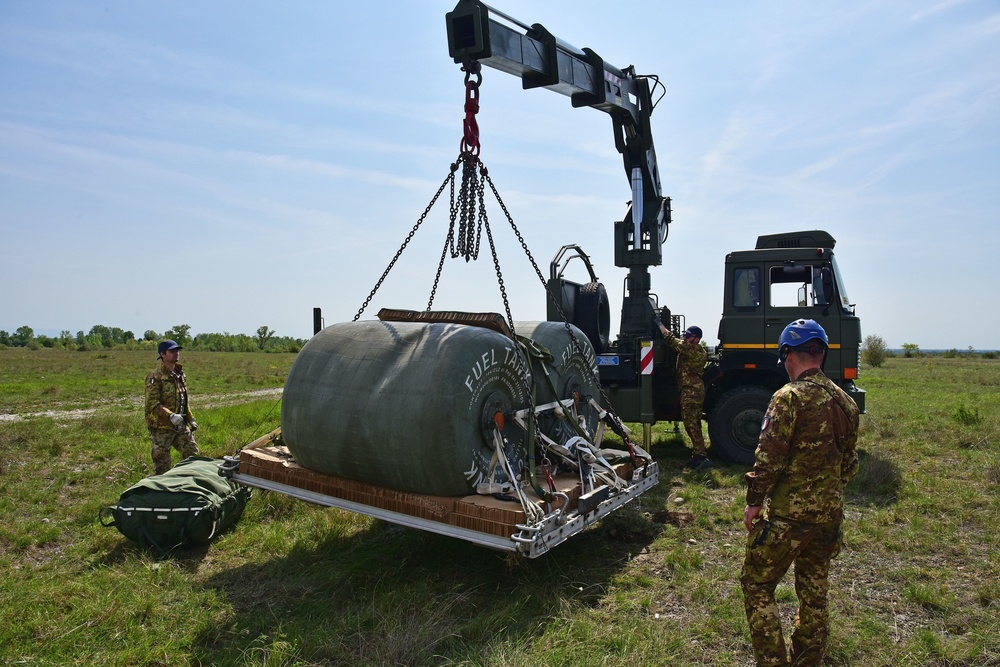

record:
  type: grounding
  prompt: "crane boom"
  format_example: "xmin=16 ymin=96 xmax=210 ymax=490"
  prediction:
xmin=445 ymin=0 xmax=669 ymax=264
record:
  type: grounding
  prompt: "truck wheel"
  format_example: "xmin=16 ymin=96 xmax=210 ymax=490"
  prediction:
xmin=708 ymin=385 xmax=773 ymax=466
xmin=574 ymin=281 xmax=610 ymax=354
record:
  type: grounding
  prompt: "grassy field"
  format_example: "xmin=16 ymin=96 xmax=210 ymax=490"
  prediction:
xmin=1 ymin=348 xmax=998 ymax=666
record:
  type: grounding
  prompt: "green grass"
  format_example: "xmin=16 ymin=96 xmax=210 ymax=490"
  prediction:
xmin=0 ymin=347 xmax=295 ymax=414
xmin=1 ymin=350 xmax=998 ymax=666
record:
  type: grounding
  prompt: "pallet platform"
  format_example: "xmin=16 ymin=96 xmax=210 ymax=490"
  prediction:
xmin=223 ymin=429 xmax=658 ymax=557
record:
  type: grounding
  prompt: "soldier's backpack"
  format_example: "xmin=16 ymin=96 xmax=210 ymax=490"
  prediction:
xmin=100 ymin=456 xmax=252 ymax=556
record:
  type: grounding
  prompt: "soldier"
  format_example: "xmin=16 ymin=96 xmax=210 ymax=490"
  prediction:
xmin=145 ymin=339 xmax=200 ymax=475
xmin=741 ymin=319 xmax=859 ymax=667
xmin=655 ymin=318 xmax=710 ymax=470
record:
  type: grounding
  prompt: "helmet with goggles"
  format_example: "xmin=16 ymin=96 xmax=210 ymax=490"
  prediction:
xmin=777 ymin=319 xmax=828 ymax=366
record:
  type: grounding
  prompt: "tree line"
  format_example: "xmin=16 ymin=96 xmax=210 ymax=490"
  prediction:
xmin=0 ymin=324 xmax=305 ymax=353
xmin=5 ymin=326 xmax=995 ymax=360
xmin=861 ymin=334 xmax=998 ymax=367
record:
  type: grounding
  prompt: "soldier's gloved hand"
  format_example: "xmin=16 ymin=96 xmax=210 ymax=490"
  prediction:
xmin=169 ymin=413 xmax=184 ymax=429
xmin=189 ymin=420 xmax=198 ymax=432
xmin=652 ymin=317 xmax=664 ymax=330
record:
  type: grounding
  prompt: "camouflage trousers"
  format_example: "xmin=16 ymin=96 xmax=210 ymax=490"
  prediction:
xmin=741 ymin=516 xmax=843 ymax=667
xmin=680 ymin=385 xmax=706 ymax=457
xmin=149 ymin=427 xmax=200 ymax=475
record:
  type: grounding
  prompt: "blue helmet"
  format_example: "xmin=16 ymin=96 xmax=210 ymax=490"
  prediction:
xmin=778 ymin=319 xmax=828 ymax=366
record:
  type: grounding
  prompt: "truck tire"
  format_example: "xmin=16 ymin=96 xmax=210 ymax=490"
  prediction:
xmin=574 ymin=281 xmax=610 ymax=354
xmin=708 ymin=385 xmax=773 ymax=466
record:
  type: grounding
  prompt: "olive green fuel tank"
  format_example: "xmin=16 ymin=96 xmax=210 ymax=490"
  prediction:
xmin=513 ymin=321 xmax=601 ymax=442
xmin=281 ymin=319 xmax=597 ymax=496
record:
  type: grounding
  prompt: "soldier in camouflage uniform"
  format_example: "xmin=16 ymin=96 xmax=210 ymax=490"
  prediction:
xmin=145 ymin=339 xmax=200 ymax=475
xmin=741 ymin=319 xmax=859 ymax=667
xmin=656 ymin=319 xmax=711 ymax=470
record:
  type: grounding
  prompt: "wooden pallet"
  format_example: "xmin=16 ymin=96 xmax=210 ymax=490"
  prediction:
xmin=237 ymin=439 xmax=632 ymax=539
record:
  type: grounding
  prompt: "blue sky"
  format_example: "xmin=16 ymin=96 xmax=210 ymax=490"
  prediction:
xmin=1 ymin=1 xmax=998 ymax=350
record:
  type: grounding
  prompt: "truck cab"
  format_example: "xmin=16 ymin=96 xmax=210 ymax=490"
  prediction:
xmin=704 ymin=230 xmax=866 ymax=464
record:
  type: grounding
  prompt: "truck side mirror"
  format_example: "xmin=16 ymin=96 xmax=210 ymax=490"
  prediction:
xmin=821 ymin=267 xmax=835 ymax=306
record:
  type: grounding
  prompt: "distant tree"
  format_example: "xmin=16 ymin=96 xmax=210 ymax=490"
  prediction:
xmin=901 ymin=343 xmax=921 ymax=358
xmin=0 ymin=330 xmax=9 ymax=346
xmin=163 ymin=324 xmax=191 ymax=347
xmin=143 ymin=330 xmax=159 ymax=341
xmin=88 ymin=325 xmax=113 ymax=348
xmin=59 ymin=330 xmax=75 ymax=348
xmin=189 ymin=330 xmax=303 ymax=353
xmin=192 ymin=332 xmax=220 ymax=351
xmin=861 ymin=334 xmax=888 ymax=368
xmin=86 ymin=325 xmax=135 ymax=347
xmin=13 ymin=326 xmax=34 ymax=347
xmin=256 ymin=325 xmax=275 ymax=350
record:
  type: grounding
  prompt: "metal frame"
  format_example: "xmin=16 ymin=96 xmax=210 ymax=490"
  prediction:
xmin=229 ymin=462 xmax=657 ymax=558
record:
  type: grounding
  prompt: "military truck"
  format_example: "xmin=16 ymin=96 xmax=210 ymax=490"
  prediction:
xmin=702 ymin=230 xmax=865 ymax=464
xmin=447 ymin=1 xmax=866 ymax=465
xmin=549 ymin=231 xmax=865 ymax=466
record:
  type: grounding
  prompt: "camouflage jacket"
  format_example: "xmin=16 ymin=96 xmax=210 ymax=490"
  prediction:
xmin=745 ymin=368 xmax=859 ymax=524
xmin=663 ymin=331 xmax=707 ymax=392
xmin=145 ymin=361 xmax=194 ymax=430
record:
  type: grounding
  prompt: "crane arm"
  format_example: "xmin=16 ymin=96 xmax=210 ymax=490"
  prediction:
xmin=446 ymin=0 xmax=668 ymax=262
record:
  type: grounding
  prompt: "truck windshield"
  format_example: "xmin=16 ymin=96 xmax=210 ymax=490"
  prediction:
xmin=830 ymin=254 xmax=853 ymax=313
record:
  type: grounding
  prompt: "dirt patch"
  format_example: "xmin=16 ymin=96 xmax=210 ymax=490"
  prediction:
xmin=0 ymin=388 xmax=283 ymax=424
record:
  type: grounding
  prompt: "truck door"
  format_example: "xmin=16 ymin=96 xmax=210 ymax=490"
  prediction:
xmin=764 ymin=262 xmax=844 ymax=381
xmin=719 ymin=264 xmax=765 ymax=350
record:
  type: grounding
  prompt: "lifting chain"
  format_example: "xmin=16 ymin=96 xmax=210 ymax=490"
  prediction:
xmin=352 ymin=62 xmax=641 ymax=470
xmin=360 ymin=58 xmax=488 ymax=321
xmin=352 ymin=163 xmax=457 ymax=322
xmin=429 ymin=153 xmax=516 ymax=343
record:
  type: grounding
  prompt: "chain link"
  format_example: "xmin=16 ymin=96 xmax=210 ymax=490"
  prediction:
xmin=452 ymin=153 xmax=483 ymax=261
xmin=480 ymin=175 xmax=514 ymax=339
xmin=461 ymin=61 xmax=482 ymax=155
xmin=353 ymin=162 xmax=457 ymax=322
xmin=426 ymin=165 xmax=460 ymax=310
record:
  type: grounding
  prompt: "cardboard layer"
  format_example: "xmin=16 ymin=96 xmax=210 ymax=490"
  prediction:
xmin=238 ymin=444 xmax=633 ymax=539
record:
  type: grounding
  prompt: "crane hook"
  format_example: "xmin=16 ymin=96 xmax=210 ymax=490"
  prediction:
xmin=460 ymin=60 xmax=482 ymax=156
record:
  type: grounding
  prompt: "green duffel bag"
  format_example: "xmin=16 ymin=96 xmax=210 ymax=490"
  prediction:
xmin=100 ymin=456 xmax=252 ymax=556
